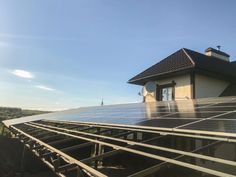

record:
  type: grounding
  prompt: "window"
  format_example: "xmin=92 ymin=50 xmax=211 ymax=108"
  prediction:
xmin=156 ymin=81 xmax=176 ymax=101
xmin=162 ymin=87 xmax=173 ymax=101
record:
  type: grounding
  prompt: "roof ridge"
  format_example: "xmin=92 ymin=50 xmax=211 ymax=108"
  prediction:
xmin=184 ymin=47 xmax=232 ymax=63
xmin=182 ymin=48 xmax=195 ymax=67
xmin=128 ymin=49 xmax=183 ymax=82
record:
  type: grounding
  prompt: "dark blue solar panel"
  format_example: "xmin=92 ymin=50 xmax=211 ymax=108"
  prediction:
xmin=3 ymin=97 xmax=236 ymax=134
xmin=178 ymin=119 xmax=236 ymax=133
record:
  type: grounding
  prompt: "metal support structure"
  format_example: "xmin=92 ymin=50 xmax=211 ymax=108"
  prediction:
xmin=43 ymin=119 xmax=236 ymax=143
xmin=81 ymin=135 xmax=164 ymax=164
xmin=10 ymin=125 xmax=108 ymax=177
xmin=28 ymin=122 xmax=236 ymax=167
xmin=128 ymin=141 xmax=222 ymax=177
xmin=113 ymin=130 xmax=134 ymax=138
xmin=56 ymin=163 xmax=77 ymax=173
xmin=40 ymin=134 xmax=64 ymax=141
xmin=2 ymin=96 xmax=236 ymax=177
xmin=25 ymin=128 xmax=44 ymax=134
xmin=32 ymin=131 xmax=56 ymax=138
xmin=48 ymin=137 xmax=76 ymax=146
xmin=60 ymin=142 xmax=94 ymax=152
xmin=81 ymin=149 xmax=122 ymax=164
xmin=22 ymin=123 xmax=236 ymax=177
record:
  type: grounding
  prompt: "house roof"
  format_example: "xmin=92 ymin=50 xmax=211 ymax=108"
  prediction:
xmin=205 ymin=47 xmax=230 ymax=57
xmin=128 ymin=48 xmax=236 ymax=85
xmin=220 ymin=83 xmax=236 ymax=97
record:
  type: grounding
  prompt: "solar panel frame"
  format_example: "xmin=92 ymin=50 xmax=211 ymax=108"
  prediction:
xmin=1 ymin=96 xmax=223 ymax=126
xmin=3 ymin=96 xmax=236 ymax=177
xmin=10 ymin=119 xmax=236 ymax=177
xmin=12 ymin=122 xmax=235 ymax=176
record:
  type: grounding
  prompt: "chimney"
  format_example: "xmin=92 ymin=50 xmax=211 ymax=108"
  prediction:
xmin=205 ymin=47 xmax=230 ymax=62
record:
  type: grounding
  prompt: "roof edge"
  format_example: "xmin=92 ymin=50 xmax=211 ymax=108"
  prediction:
xmin=128 ymin=65 xmax=194 ymax=84
xmin=182 ymin=48 xmax=196 ymax=66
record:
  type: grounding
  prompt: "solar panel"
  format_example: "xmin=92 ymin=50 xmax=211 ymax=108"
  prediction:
xmin=213 ymin=112 xmax=236 ymax=119
xmin=161 ymin=112 xmax=227 ymax=118
xmin=137 ymin=118 xmax=199 ymax=128
xmin=179 ymin=119 xmax=236 ymax=133
xmin=4 ymin=96 xmax=236 ymax=129
xmin=2 ymin=96 xmax=236 ymax=177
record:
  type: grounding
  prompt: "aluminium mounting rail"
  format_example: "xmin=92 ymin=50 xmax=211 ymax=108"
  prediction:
xmin=10 ymin=125 xmax=108 ymax=177
xmin=18 ymin=121 xmax=236 ymax=177
xmin=43 ymin=119 xmax=236 ymax=143
xmin=28 ymin=121 xmax=236 ymax=167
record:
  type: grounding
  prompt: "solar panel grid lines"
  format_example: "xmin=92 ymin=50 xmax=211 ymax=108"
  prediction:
xmin=3 ymin=96 xmax=236 ymax=177
xmin=14 ymin=122 xmax=236 ymax=177
xmin=173 ymin=128 xmax=236 ymax=138
xmin=174 ymin=110 xmax=236 ymax=129
xmin=196 ymin=106 xmax=236 ymax=111
xmin=55 ymin=110 xmax=232 ymax=118
xmin=62 ymin=104 xmax=227 ymax=115
xmin=212 ymin=112 xmax=236 ymax=120
xmin=27 ymin=121 xmax=236 ymax=168
xmin=77 ymin=98 xmax=236 ymax=128
xmin=11 ymin=122 xmax=162 ymax=176
xmin=140 ymin=100 xmax=221 ymax=121
xmin=178 ymin=120 xmax=236 ymax=134
xmin=58 ymin=118 xmax=236 ymax=139
xmin=213 ymin=118 xmax=236 ymax=121
xmin=128 ymin=140 xmax=222 ymax=177
xmin=49 ymin=119 xmax=175 ymax=131
xmin=136 ymin=98 xmax=236 ymax=132
xmin=42 ymin=119 xmax=236 ymax=143
xmin=3 ymin=96 xmax=236 ymax=128
xmin=43 ymin=119 xmax=236 ymax=143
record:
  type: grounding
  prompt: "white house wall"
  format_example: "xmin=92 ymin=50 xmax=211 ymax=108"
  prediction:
xmin=144 ymin=75 xmax=192 ymax=102
xmin=195 ymin=74 xmax=229 ymax=99
xmin=145 ymin=93 xmax=156 ymax=102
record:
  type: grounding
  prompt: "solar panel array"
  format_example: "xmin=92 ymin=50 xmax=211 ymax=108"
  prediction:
xmin=5 ymin=96 xmax=236 ymax=134
xmin=3 ymin=96 xmax=236 ymax=177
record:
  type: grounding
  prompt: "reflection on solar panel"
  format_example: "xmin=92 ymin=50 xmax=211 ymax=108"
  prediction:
xmin=3 ymin=96 xmax=236 ymax=177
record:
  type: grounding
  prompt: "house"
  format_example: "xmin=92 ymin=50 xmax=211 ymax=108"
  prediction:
xmin=128 ymin=47 xmax=236 ymax=102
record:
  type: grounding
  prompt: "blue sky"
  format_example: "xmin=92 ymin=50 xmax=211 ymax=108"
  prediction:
xmin=0 ymin=0 xmax=236 ymax=110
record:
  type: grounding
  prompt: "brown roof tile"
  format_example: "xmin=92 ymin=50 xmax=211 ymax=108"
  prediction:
xmin=220 ymin=84 xmax=236 ymax=97
xmin=129 ymin=48 xmax=236 ymax=85
xmin=128 ymin=49 xmax=194 ymax=84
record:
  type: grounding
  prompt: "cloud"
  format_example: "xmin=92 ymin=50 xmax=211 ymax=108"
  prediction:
xmin=11 ymin=69 xmax=34 ymax=79
xmin=35 ymin=85 xmax=55 ymax=92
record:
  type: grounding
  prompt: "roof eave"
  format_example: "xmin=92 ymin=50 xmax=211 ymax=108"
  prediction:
xmin=128 ymin=67 xmax=194 ymax=85
xmin=194 ymin=68 xmax=236 ymax=82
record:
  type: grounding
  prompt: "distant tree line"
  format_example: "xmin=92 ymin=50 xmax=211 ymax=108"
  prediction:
xmin=0 ymin=107 xmax=50 ymax=136
xmin=0 ymin=107 xmax=50 ymax=122
xmin=0 ymin=107 xmax=22 ymax=121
